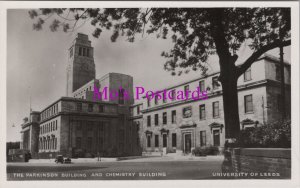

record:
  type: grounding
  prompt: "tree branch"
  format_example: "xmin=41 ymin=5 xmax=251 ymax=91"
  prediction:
xmin=71 ymin=9 xmax=88 ymax=32
xmin=237 ymin=39 xmax=291 ymax=77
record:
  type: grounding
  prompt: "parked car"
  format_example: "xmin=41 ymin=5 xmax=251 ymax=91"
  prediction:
xmin=63 ymin=157 xmax=71 ymax=164
xmin=55 ymin=155 xmax=71 ymax=164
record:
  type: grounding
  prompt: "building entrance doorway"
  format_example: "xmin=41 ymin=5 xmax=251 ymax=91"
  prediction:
xmin=213 ymin=130 xmax=220 ymax=146
xmin=184 ymin=134 xmax=192 ymax=153
xmin=162 ymin=134 xmax=167 ymax=147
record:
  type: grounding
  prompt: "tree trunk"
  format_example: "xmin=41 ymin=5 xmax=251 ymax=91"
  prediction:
xmin=220 ymin=68 xmax=240 ymax=139
xmin=209 ymin=8 xmax=241 ymax=139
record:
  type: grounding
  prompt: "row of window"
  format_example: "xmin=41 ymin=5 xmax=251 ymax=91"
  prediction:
xmin=41 ymin=103 xmax=59 ymax=121
xmin=40 ymin=120 xmax=58 ymax=135
xmin=147 ymin=70 xmax=254 ymax=108
xmin=74 ymin=85 xmax=93 ymax=98
xmin=147 ymin=133 xmax=177 ymax=148
xmin=76 ymin=103 xmax=105 ymax=113
xmin=147 ymin=77 xmax=219 ymax=107
xmin=146 ymin=95 xmax=254 ymax=127
xmin=146 ymin=130 xmax=220 ymax=148
xmin=147 ymin=101 xmax=219 ymax=127
xmin=70 ymin=46 xmax=91 ymax=58
xmin=39 ymin=137 xmax=57 ymax=150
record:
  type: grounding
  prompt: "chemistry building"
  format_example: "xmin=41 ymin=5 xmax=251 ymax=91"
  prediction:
xmin=130 ymin=54 xmax=291 ymax=154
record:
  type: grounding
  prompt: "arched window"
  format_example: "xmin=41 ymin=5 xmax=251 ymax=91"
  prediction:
xmin=79 ymin=47 xmax=82 ymax=56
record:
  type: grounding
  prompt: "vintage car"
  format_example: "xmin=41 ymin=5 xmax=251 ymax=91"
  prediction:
xmin=55 ymin=155 xmax=71 ymax=164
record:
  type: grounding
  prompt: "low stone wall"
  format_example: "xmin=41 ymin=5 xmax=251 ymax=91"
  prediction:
xmin=231 ymin=148 xmax=291 ymax=178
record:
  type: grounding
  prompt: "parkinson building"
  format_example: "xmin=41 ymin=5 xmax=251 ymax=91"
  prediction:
xmin=130 ymin=54 xmax=291 ymax=154
xmin=20 ymin=33 xmax=141 ymax=158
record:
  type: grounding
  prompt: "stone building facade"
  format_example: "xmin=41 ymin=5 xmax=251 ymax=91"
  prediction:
xmin=20 ymin=112 xmax=40 ymax=157
xmin=130 ymin=54 xmax=291 ymax=154
xmin=37 ymin=97 xmax=140 ymax=158
xmin=20 ymin=33 xmax=141 ymax=158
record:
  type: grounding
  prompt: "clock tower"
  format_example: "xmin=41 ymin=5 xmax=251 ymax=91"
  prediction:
xmin=66 ymin=33 xmax=96 ymax=96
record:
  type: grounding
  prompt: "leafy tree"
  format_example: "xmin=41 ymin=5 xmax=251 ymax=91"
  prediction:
xmin=29 ymin=8 xmax=291 ymax=139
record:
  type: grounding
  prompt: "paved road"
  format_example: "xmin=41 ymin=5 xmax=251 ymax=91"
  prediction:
xmin=7 ymin=160 xmax=223 ymax=180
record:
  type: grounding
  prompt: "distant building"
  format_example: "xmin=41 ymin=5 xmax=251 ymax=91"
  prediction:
xmin=6 ymin=141 xmax=21 ymax=162
xmin=130 ymin=54 xmax=291 ymax=154
xmin=20 ymin=33 xmax=141 ymax=158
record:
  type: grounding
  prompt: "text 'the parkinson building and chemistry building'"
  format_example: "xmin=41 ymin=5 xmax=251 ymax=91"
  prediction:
xmin=20 ymin=33 xmax=291 ymax=158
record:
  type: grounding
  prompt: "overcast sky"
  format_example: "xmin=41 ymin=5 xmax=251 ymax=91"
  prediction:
xmin=6 ymin=9 xmax=291 ymax=142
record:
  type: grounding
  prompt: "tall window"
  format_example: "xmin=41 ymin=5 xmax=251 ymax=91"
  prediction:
xmin=147 ymin=115 xmax=151 ymax=127
xmin=87 ymin=48 xmax=90 ymax=57
xmin=212 ymin=76 xmax=220 ymax=90
xmin=99 ymin=122 xmax=104 ymax=131
xmin=154 ymin=114 xmax=159 ymax=126
xmin=171 ymin=89 xmax=176 ymax=101
xmin=244 ymin=94 xmax=253 ymax=113
xmin=171 ymin=110 xmax=176 ymax=123
xmin=83 ymin=48 xmax=86 ymax=56
xmin=88 ymin=103 xmax=93 ymax=112
xmin=147 ymin=98 xmax=151 ymax=107
xmin=200 ymin=131 xmax=206 ymax=146
xmin=199 ymin=80 xmax=205 ymax=92
xmin=76 ymin=121 xmax=82 ymax=130
xmin=119 ymin=129 xmax=125 ymax=144
xmin=98 ymin=105 xmax=104 ymax=113
xmin=275 ymin=64 xmax=281 ymax=81
xmin=76 ymin=137 xmax=82 ymax=148
xmin=76 ymin=103 xmax=82 ymax=111
xmin=87 ymin=137 xmax=92 ymax=150
xmin=213 ymin=102 xmax=219 ymax=118
xmin=137 ymin=105 xmax=140 ymax=114
xmin=155 ymin=135 xmax=159 ymax=147
xmin=79 ymin=47 xmax=82 ymax=56
xmin=184 ymin=85 xmax=190 ymax=99
xmin=87 ymin=121 xmax=93 ymax=131
xmin=155 ymin=95 xmax=159 ymax=105
xmin=172 ymin=133 xmax=177 ymax=147
xmin=199 ymin=104 xmax=206 ymax=120
xmin=163 ymin=92 xmax=167 ymax=103
xmin=54 ymin=138 xmax=57 ymax=149
xmin=118 ymin=89 xmax=125 ymax=104
xmin=244 ymin=67 xmax=252 ymax=81
xmin=163 ymin=112 xmax=167 ymax=125
xmin=147 ymin=135 xmax=151 ymax=147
